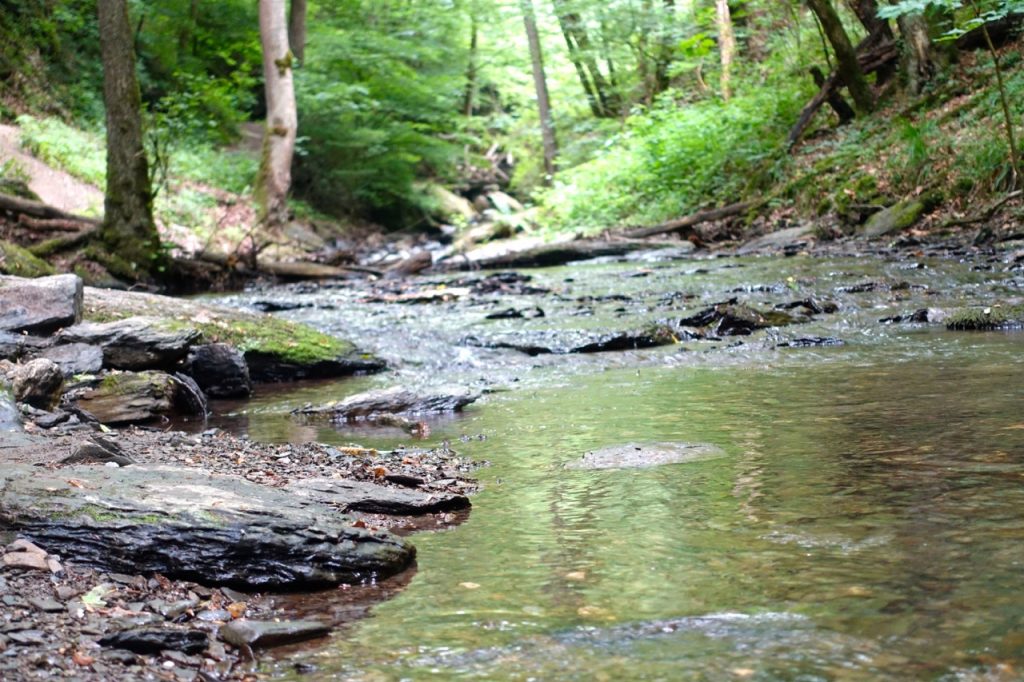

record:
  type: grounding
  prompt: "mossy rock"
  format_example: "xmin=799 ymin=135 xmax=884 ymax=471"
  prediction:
xmin=0 ymin=240 xmax=56 ymax=277
xmin=946 ymin=304 xmax=1024 ymax=331
xmin=80 ymin=287 xmax=384 ymax=381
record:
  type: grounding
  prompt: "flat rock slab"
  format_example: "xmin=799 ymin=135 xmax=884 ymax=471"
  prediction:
xmin=463 ymin=326 xmax=678 ymax=356
xmin=0 ymin=274 xmax=83 ymax=334
xmin=58 ymin=316 xmax=200 ymax=370
xmin=565 ymin=442 xmax=726 ymax=470
xmin=0 ymin=464 xmax=415 ymax=590
xmin=33 ymin=342 xmax=104 ymax=377
xmin=220 ymin=619 xmax=329 ymax=649
xmin=736 ymin=225 xmax=814 ymax=255
xmin=295 ymin=385 xmax=480 ymax=421
xmin=286 ymin=478 xmax=470 ymax=515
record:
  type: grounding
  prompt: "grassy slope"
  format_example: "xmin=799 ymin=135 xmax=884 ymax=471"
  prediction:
xmin=540 ymin=43 xmax=1024 ymax=240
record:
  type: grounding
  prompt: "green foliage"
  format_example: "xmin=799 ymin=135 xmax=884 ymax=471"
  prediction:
xmin=17 ymin=114 xmax=106 ymax=186
xmin=291 ymin=1 xmax=469 ymax=222
xmin=541 ymin=79 xmax=810 ymax=231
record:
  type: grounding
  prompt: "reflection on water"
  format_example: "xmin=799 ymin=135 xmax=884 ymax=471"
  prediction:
xmin=205 ymin=255 xmax=1024 ymax=680
xmin=269 ymin=335 xmax=1024 ymax=680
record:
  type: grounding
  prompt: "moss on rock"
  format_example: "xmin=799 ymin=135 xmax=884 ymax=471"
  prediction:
xmin=946 ymin=304 xmax=1024 ymax=331
xmin=0 ymin=240 xmax=56 ymax=277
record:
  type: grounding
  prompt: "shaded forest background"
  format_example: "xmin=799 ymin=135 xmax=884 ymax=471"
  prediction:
xmin=0 ymin=0 xmax=1022 ymax=262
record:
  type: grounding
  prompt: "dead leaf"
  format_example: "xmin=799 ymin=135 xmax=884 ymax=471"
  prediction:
xmin=564 ymin=571 xmax=587 ymax=581
xmin=226 ymin=602 xmax=247 ymax=619
xmin=72 ymin=651 xmax=95 ymax=666
xmin=459 ymin=582 xmax=481 ymax=590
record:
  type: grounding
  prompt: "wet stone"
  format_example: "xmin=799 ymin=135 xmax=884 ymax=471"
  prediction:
xmin=286 ymin=478 xmax=471 ymax=515
xmin=98 ymin=628 xmax=209 ymax=656
xmin=27 ymin=597 xmax=64 ymax=613
xmin=219 ymin=619 xmax=330 ymax=650
xmin=295 ymin=385 xmax=480 ymax=421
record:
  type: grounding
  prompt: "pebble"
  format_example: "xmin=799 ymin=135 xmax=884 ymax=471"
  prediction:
xmin=28 ymin=596 xmax=64 ymax=612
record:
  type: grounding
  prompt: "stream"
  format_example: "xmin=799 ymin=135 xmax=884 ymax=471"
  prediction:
xmin=209 ymin=248 xmax=1024 ymax=679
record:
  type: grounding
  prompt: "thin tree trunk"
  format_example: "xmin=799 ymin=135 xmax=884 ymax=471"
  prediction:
xmin=552 ymin=0 xmax=619 ymax=117
xmin=258 ymin=0 xmax=298 ymax=229
xmin=806 ymin=0 xmax=874 ymax=114
xmin=97 ymin=0 xmax=161 ymax=279
xmin=968 ymin=0 xmax=1020 ymax=185
xmin=556 ymin=15 xmax=602 ymax=116
xmin=521 ymin=0 xmax=557 ymax=181
xmin=288 ymin=0 xmax=307 ymax=64
xmin=715 ymin=0 xmax=736 ymax=100
xmin=653 ymin=0 xmax=676 ymax=95
xmin=463 ymin=5 xmax=479 ymax=117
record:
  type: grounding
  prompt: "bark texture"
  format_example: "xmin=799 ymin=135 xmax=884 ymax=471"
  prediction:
xmin=97 ymin=0 xmax=161 ymax=279
xmin=896 ymin=12 xmax=935 ymax=94
xmin=806 ymin=0 xmax=874 ymax=113
xmin=288 ymin=0 xmax=307 ymax=64
xmin=715 ymin=0 xmax=736 ymax=100
xmin=521 ymin=0 xmax=558 ymax=180
xmin=258 ymin=0 xmax=298 ymax=230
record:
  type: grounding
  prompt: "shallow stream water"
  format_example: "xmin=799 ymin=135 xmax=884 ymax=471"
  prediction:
xmin=213 ymin=250 xmax=1024 ymax=680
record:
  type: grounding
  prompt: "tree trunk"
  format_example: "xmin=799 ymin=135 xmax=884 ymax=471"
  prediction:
xmin=896 ymin=12 xmax=935 ymax=95
xmin=97 ymin=0 xmax=161 ymax=280
xmin=847 ymin=0 xmax=895 ymax=83
xmin=806 ymin=0 xmax=875 ymax=114
xmin=288 ymin=0 xmax=307 ymax=65
xmin=552 ymin=0 xmax=619 ymax=117
xmin=520 ymin=0 xmax=557 ymax=181
xmin=463 ymin=5 xmax=479 ymax=117
xmin=556 ymin=15 xmax=602 ymax=116
xmin=653 ymin=0 xmax=676 ymax=95
xmin=258 ymin=0 xmax=298 ymax=230
xmin=715 ymin=0 xmax=736 ymax=100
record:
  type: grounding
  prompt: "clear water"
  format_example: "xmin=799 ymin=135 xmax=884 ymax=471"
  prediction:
xmin=215 ymin=253 xmax=1024 ymax=680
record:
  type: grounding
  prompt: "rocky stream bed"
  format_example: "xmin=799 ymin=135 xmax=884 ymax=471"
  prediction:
xmin=2 ymin=227 xmax=1024 ymax=680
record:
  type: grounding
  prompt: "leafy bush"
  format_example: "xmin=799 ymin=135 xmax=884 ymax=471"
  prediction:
xmin=541 ymin=80 xmax=810 ymax=232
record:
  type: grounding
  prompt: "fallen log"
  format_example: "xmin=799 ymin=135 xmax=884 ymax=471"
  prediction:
xmin=0 ymin=191 xmax=100 ymax=226
xmin=956 ymin=12 xmax=1024 ymax=51
xmin=620 ymin=200 xmax=756 ymax=240
xmin=434 ymin=239 xmax=657 ymax=271
xmin=787 ymin=40 xmax=899 ymax=150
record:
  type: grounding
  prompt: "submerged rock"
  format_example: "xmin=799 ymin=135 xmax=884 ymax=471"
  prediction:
xmin=286 ymin=478 xmax=470 ymax=515
xmin=219 ymin=619 xmax=330 ymax=649
xmin=0 ymin=274 xmax=83 ymax=335
xmin=463 ymin=325 xmax=678 ymax=356
xmin=295 ymin=385 xmax=480 ymax=421
xmin=678 ymin=299 xmax=795 ymax=336
xmin=58 ymin=316 xmax=201 ymax=370
xmin=0 ymin=464 xmax=415 ymax=590
xmin=565 ymin=442 xmax=726 ymax=470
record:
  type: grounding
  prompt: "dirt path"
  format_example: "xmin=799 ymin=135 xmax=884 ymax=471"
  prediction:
xmin=0 ymin=124 xmax=103 ymax=216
